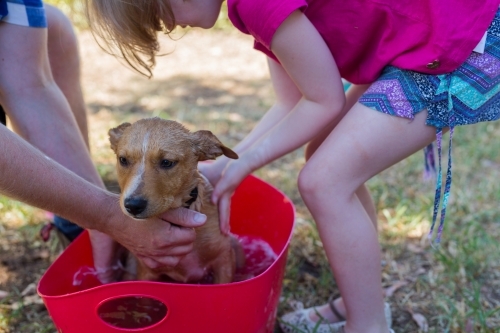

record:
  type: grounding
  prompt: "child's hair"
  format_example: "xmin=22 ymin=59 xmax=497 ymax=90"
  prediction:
xmin=84 ymin=0 xmax=176 ymax=77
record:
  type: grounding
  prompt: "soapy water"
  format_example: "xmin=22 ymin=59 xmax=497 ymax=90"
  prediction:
xmin=234 ymin=235 xmax=278 ymax=281
xmin=73 ymin=235 xmax=278 ymax=286
xmin=73 ymin=236 xmax=278 ymax=329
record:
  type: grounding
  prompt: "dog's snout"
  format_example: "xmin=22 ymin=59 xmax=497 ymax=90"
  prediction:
xmin=124 ymin=197 xmax=148 ymax=216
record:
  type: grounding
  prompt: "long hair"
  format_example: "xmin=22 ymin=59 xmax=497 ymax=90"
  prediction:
xmin=85 ymin=0 xmax=176 ymax=78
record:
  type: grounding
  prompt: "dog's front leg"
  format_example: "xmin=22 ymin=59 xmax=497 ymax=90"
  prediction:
xmin=211 ymin=249 xmax=236 ymax=284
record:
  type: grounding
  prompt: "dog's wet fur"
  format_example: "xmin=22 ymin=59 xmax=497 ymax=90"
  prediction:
xmin=109 ymin=117 xmax=244 ymax=283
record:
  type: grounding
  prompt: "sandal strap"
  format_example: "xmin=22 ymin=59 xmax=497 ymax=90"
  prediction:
xmin=328 ymin=296 xmax=346 ymax=322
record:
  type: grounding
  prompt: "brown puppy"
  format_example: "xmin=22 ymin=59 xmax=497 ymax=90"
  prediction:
xmin=109 ymin=117 xmax=242 ymax=283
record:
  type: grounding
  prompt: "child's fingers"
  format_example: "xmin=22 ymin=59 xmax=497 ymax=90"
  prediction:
xmin=218 ymin=193 xmax=232 ymax=235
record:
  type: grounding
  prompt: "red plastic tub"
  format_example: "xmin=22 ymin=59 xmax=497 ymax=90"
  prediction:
xmin=38 ymin=175 xmax=295 ymax=333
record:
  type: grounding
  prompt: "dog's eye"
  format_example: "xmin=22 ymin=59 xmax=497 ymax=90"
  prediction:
xmin=119 ymin=157 xmax=128 ymax=166
xmin=160 ymin=159 xmax=176 ymax=169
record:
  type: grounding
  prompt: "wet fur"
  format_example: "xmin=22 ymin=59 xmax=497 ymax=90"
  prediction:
xmin=109 ymin=117 xmax=243 ymax=283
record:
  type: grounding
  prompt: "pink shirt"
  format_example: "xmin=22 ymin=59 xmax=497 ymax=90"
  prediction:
xmin=228 ymin=0 xmax=499 ymax=84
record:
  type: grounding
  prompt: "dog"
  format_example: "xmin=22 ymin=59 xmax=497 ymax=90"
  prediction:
xmin=109 ymin=117 xmax=244 ymax=283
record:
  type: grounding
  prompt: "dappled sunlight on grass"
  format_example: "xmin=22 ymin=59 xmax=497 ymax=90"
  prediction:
xmin=379 ymin=205 xmax=431 ymax=240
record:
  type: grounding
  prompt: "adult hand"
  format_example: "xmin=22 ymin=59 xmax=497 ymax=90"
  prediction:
xmin=211 ymin=158 xmax=253 ymax=234
xmin=138 ymin=207 xmax=207 ymax=270
xmin=101 ymin=200 xmax=207 ymax=273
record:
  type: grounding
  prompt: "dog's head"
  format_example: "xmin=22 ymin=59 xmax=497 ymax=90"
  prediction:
xmin=109 ymin=118 xmax=238 ymax=219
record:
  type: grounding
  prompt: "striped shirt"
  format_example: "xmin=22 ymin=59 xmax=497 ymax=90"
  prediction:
xmin=0 ymin=0 xmax=47 ymax=28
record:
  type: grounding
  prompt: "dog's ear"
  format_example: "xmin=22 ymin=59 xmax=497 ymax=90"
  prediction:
xmin=108 ymin=122 xmax=131 ymax=152
xmin=191 ymin=130 xmax=239 ymax=161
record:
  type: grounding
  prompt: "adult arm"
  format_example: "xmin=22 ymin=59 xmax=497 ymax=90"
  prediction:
xmin=0 ymin=126 xmax=206 ymax=275
xmin=213 ymin=10 xmax=346 ymax=230
xmin=0 ymin=19 xmax=207 ymax=282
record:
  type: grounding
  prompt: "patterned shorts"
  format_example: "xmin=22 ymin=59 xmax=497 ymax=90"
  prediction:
xmin=0 ymin=0 xmax=47 ymax=28
xmin=358 ymin=9 xmax=500 ymax=243
xmin=360 ymin=12 xmax=500 ymax=128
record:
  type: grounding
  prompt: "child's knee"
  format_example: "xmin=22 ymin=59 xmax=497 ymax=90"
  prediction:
xmin=299 ymin=156 xmax=359 ymax=205
xmin=298 ymin=161 xmax=327 ymax=201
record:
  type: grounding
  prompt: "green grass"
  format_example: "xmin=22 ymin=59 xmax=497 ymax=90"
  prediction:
xmin=3 ymin=80 xmax=500 ymax=333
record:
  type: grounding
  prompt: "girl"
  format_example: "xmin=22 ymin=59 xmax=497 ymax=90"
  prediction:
xmin=85 ymin=0 xmax=500 ymax=332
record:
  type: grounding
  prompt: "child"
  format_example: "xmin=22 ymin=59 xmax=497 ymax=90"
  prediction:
xmin=85 ymin=0 xmax=500 ymax=332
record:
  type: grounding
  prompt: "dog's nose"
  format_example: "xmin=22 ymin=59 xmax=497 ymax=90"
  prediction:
xmin=124 ymin=197 xmax=148 ymax=216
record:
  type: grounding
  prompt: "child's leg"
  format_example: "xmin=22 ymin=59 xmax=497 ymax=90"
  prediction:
xmin=305 ymin=84 xmax=376 ymax=225
xmin=303 ymin=84 xmax=378 ymax=324
xmin=298 ymin=102 xmax=437 ymax=333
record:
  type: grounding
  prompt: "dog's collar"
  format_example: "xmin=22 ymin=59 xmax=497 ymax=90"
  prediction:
xmin=183 ymin=187 xmax=198 ymax=208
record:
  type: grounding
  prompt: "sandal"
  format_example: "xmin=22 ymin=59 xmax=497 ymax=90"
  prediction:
xmin=279 ymin=306 xmax=345 ymax=333
xmin=279 ymin=299 xmax=392 ymax=333
xmin=338 ymin=326 xmax=395 ymax=333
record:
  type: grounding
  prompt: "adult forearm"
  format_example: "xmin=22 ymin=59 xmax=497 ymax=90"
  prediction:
xmin=0 ymin=126 xmax=113 ymax=232
xmin=4 ymin=82 xmax=104 ymax=189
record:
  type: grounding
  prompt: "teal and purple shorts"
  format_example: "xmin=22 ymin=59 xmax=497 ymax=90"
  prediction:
xmin=0 ymin=0 xmax=47 ymax=28
xmin=358 ymin=10 xmax=500 ymax=243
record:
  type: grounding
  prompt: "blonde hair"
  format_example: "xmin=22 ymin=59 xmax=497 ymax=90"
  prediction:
xmin=85 ymin=0 xmax=176 ymax=77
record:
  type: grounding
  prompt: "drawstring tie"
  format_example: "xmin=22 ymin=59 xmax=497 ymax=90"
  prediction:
xmin=425 ymin=123 xmax=455 ymax=244
xmin=425 ymin=74 xmax=457 ymax=244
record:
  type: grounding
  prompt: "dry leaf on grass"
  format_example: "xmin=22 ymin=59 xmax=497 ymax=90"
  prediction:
xmin=407 ymin=308 xmax=429 ymax=332
xmin=465 ymin=318 xmax=475 ymax=333
xmin=11 ymin=294 xmax=44 ymax=311
xmin=384 ymin=280 xmax=408 ymax=297
xmin=20 ymin=283 xmax=37 ymax=297
xmin=407 ymin=243 xmax=425 ymax=253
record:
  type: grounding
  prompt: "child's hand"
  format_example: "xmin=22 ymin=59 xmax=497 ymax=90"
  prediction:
xmin=198 ymin=158 xmax=228 ymax=186
xmin=212 ymin=159 xmax=253 ymax=234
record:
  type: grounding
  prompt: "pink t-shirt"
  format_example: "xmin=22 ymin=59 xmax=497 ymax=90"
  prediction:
xmin=227 ymin=0 xmax=499 ymax=84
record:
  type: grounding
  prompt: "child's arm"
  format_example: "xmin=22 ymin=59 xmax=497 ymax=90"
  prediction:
xmin=213 ymin=10 xmax=346 ymax=232
xmin=199 ymin=57 xmax=302 ymax=185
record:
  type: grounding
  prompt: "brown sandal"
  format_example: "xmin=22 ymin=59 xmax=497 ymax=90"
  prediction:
xmin=328 ymin=296 xmax=346 ymax=322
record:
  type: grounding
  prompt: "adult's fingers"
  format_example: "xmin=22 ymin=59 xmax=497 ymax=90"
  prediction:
xmin=138 ymin=254 xmax=183 ymax=270
xmin=159 ymin=207 xmax=206 ymax=228
xmin=138 ymin=256 xmax=182 ymax=270
xmin=153 ymin=243 xmax=194 ymax=257
xmin=139 ymin=257 xmax=158 ymax=270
